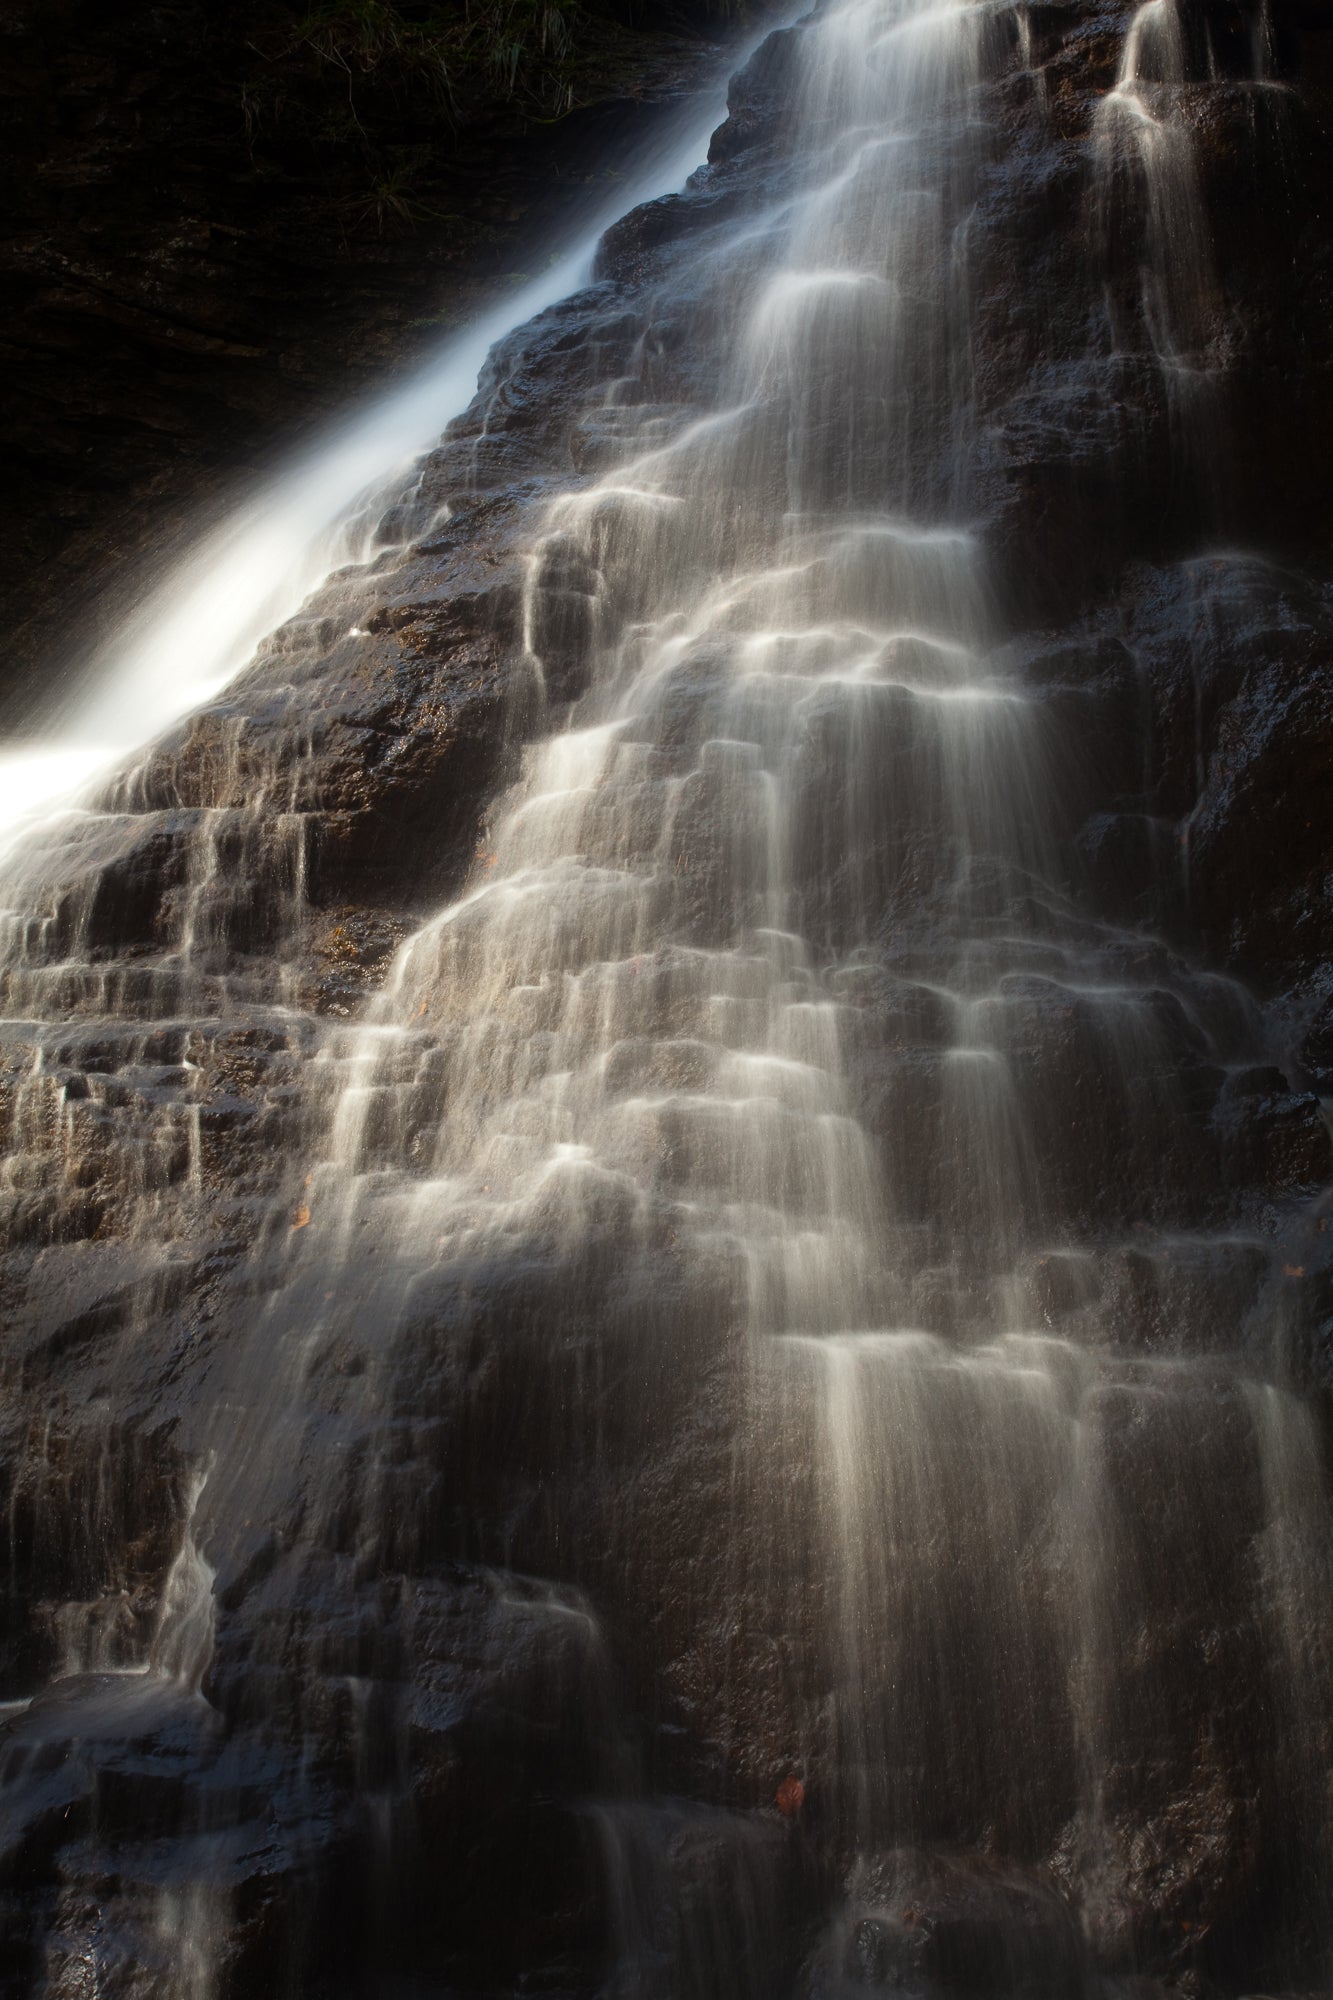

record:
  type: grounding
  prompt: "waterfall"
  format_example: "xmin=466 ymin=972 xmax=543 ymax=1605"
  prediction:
xmin=0 ymin=1 xmax=1329 ymax=1996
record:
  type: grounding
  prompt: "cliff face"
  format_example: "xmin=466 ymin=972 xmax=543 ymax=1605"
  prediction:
xmin=0 ymin=0 xmax=750 ymax=722
xmin=1 ymin=4 xmax=1333 ymax=1997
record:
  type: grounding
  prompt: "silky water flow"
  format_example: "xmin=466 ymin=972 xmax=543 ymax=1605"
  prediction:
xmin=0 ymin=2 xmax=1327 ymax=1997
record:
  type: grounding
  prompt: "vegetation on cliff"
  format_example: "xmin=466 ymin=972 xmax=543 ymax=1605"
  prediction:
xmin=231 ymin=0 xmax=753 ymax=228
xmin=247 ymin=0 xmax=750 ymax=126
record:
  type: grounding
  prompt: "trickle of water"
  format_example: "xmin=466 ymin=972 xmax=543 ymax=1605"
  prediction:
xmin=148 ymin=1466 xmax=217 ymax=1695
xmin=1094 ymin=1 xmax=1221 ymax=462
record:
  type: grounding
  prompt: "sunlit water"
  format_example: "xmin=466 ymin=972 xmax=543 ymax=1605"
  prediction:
xmin=0 ymin=48 xmax=762 ymax=853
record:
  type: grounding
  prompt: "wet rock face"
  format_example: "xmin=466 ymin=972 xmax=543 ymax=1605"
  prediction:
xmin=0 ymin=4 xmax=1332 ymax=1997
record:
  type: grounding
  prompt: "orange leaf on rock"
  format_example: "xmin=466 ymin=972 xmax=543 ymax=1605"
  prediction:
xmin=291 ymin=1203 xmax=311 ymax=1231
xmin=776 ymin=1774 xmax=804 ymax=1818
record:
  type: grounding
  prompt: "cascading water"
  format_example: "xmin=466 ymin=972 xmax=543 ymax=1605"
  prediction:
xmin=0 ymin=2 xmax=1330 ymax=1997
xmin=1094 ymin=0 xmax=1225 ymax=501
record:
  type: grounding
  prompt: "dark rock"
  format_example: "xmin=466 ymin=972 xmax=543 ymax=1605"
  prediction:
xmin=822 ymin=1849 xmax=1087 ymax=1997
xmin=707 ymin=22 xmax=807 ymax=165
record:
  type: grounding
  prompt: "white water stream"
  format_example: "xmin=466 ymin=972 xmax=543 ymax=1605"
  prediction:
xmin=0 ymin=35 xmax=776 ymax=852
